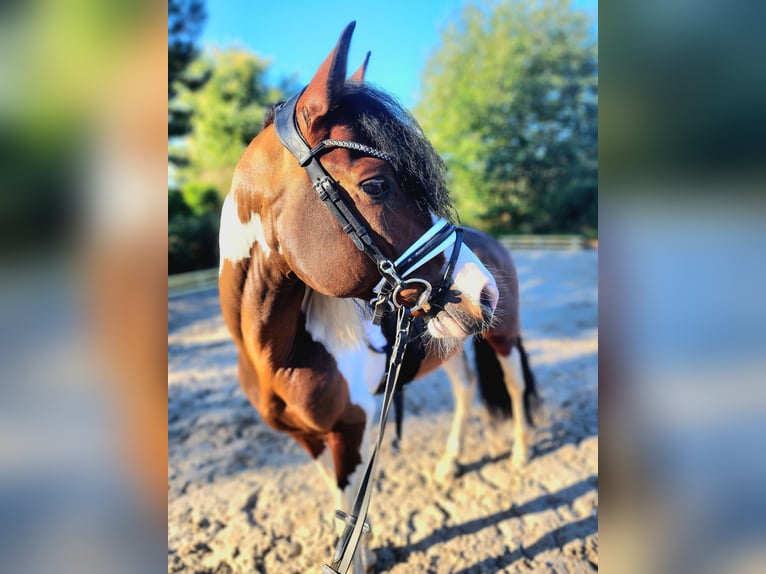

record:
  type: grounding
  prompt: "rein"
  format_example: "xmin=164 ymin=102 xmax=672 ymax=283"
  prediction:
xmin=322 ymin=305 xmax=412 ymax=574
xmin=273 ymin=89 xmax=462 ymax=573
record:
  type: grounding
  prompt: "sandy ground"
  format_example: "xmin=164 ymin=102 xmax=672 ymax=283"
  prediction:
xmin=168 ymin=250 xmax=598 ymax=573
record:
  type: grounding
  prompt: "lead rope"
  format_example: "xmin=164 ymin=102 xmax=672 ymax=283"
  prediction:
xmin=322 ymin=305 xmax=413 ymax=574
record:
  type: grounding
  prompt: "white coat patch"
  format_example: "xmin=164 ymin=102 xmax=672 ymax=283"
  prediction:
xmin=218 ymin=193 xmax=272 ymax=273
xmin=302 ymin=290 xmax=385 ymax=405
xmin=302 ymin=289 xmax=365 ymax=353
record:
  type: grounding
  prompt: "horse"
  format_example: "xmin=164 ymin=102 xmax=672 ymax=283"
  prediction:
xmin=218 ymin=22 xmax=538 ymax=573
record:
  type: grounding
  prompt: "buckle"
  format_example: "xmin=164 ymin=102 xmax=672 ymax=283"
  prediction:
xmin=371 ymin=296 xmax=394 ymax=326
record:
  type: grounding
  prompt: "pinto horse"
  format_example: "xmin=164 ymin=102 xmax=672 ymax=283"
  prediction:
xmin=218 ymin=22 xmax=538 ymax=573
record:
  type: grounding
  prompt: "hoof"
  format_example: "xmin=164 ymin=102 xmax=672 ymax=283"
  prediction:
xmin=360 ymin=547 xmax=376 ymax=573
xmin=488 ymin=442 xmax=507 ymax=459
xmin=487 ymin=432 xmax=507 ymax=459
xmin=342 ymin=544 xmax=376 ymax=574
xmin=434 ymin=457 xmax=459 ymax=484
xmin=512 ymin=446 xmax=529 ymax=468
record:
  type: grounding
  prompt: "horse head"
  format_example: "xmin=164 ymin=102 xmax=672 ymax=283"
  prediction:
xmin=221 ymin=22 xmax=498 ymax=350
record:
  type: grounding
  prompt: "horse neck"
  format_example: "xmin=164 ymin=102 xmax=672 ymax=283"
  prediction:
xmin=220 ymin=245 xmax=305 ymax=367
xmin=219 ymin=196 xmax=367 ymax=368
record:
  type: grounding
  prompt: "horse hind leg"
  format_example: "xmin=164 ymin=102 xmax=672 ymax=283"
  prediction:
xmin=499 ymin=338 xmax=540 ymax=467
xmin=475 ymin=336 xmax=539 ymax=467
xmin=435 ymin=349 xmax=477 ymax=483
xmin=499 ymin=347 xmax=532 ymax=466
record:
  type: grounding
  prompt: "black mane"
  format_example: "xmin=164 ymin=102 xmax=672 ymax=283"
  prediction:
xmin=263 ymin=84 xmax=454 ymax=221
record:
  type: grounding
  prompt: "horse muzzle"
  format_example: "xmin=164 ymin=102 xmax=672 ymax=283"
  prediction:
xmin=426 ymin=247 xmax=498 ymax=340
xmin=370 ymin=218 xmax=498 ymax=340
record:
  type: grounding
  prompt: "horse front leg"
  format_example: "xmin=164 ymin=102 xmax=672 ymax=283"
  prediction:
xmin=435 ymin=349 xmax=477 ymax=483
xmin=327 ymin=402 xmax=376 ymax=574
xmin=316 ymin=403 xmax=376 ymax=574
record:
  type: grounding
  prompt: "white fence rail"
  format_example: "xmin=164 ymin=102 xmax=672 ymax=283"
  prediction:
xmin=168 ymin=268 xmax=218 ymax=296
xmin=498 ymin=235 xmax=585 ymax=251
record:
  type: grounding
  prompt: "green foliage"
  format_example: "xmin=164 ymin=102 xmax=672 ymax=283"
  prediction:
xmin=180 ymin=181 xmax=221 ymax=216
xmin=169 ymin=210 xmax=221 ymax=274
xmin=416 ymin=0 xmax=597 ymax=235
xmin=168 ymin=189 xmax=192 ymax=219
xmin=172 ymin=49 xmax=287 ymax=198
xmin=168 ymin=45 xmax=293 ymax=273
xmin=168 ymin=0 xmax=216 ymax=273
xmin=168 ymin=0 xmax=207 ymax=141
xmin=168 ymin=187 xmax=221 ymax=274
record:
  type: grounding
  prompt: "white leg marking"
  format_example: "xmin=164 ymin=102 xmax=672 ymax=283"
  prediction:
xmin=303 ymin=290 xmax=384 ymax=572
xmin=315 ymin=446 xmax=338 ymax=493
xmin=332 ymin=345 xmax=380 ymax=573
xmin=435 ymin=350 xmax=477 ymax=482
xmin=498 ymin=348 xmax=530 ymax=467
xmin=333 ymin=407 xmax=376 ymax=574
xmin=218 ymin=193 xmax=272 ymax=273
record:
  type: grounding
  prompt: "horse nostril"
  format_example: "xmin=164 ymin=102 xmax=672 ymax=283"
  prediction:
xmin=479 ymin=284 xmax=499 ymax=315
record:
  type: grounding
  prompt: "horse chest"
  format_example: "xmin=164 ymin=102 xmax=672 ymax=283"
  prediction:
xmin=298 ymin=291 xmax=382 ymax=416
xmin=241 ymin=291 xmax=383 ymax=436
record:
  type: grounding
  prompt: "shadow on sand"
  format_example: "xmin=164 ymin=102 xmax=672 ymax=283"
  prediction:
xmin=375 ymin=475 xmax=598 ymax=572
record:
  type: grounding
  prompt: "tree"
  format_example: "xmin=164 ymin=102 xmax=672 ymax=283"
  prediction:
xmin=416 ymin=0 xmax=597 ymax=235
xmin=168 ymin=49 xmax=293 ymax=272
xmin=169 ymin=0 xmax=207 ymax=140
xmin=171 ymin=48 xmax=288 ymax=197
xmin=168 ymin=182 xmax=223 ymax=273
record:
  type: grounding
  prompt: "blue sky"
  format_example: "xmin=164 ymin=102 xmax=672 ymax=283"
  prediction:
xmin=201 ymin=1 xmax=597 ymax=109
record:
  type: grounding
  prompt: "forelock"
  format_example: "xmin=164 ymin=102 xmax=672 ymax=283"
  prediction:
xmin=337 ymin=84 xmax=455 ymax=221
xmin=262 ymin=85 xmax=455 ymax=221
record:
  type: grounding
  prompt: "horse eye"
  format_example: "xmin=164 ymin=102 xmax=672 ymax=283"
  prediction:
xmin=361 ymin=179 xmax=387 ymax=197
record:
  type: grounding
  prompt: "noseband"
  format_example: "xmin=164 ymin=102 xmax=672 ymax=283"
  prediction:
xmin=273 ymin=90 xmax=462 ymax=325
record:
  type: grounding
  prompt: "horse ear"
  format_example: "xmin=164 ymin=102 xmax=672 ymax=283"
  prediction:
xmin=299 ymin=21 xmax=356 ymax=128
xmin=349 ymin=51 xmax=371 ymax=83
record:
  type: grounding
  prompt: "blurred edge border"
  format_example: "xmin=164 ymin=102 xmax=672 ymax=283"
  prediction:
xmin=1 ymin=1 xmax=765 ymax=573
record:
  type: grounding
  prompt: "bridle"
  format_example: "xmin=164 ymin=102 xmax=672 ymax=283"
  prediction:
xmin=273 ymin=90 xmax=463 ymax=325
xmin=273 ymin=89 xmax=464 ymax=573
